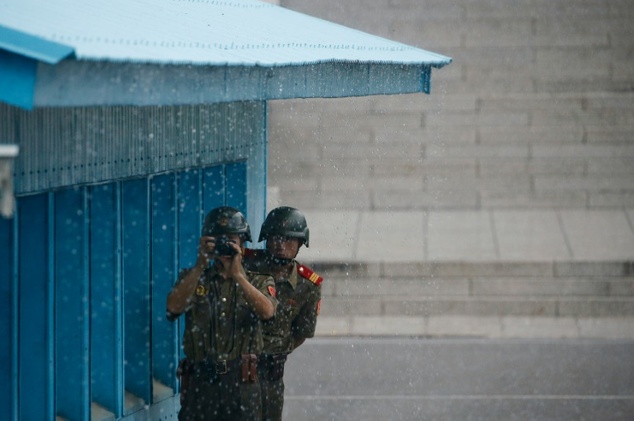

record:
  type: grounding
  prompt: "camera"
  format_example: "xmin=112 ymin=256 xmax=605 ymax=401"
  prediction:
xmin=213 ymin=236 xmax=238 ymax=257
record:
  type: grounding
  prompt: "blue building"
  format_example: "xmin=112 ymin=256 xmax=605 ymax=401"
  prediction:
xmin=0 ymin=0 xmax=450 ymax=419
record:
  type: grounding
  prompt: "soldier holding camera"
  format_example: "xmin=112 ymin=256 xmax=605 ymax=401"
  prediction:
xmin=166 ymin=206 xmax=278 ymax=421
xmin=243 ymin=206 xmax=322 ymax=421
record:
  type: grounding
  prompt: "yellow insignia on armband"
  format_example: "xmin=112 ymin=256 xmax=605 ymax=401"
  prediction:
xmin=298 ymin=264 xmax=323 ymax=286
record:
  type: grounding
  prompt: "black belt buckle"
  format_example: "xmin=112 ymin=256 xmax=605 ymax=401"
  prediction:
xmin=215 ymin=360 xmax=228 ymax=374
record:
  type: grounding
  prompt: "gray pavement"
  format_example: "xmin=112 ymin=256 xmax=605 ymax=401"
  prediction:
xmin=281 ymin=208 xmax=634 ymax=340
xmin=282 ymin=337 xmax=634 ymax=421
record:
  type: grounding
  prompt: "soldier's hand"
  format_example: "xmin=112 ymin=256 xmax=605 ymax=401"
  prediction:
xmin=227 ymin=242 xmax=246 ymax=279
xmin=196 ymin=236 xmax=215 ymax=268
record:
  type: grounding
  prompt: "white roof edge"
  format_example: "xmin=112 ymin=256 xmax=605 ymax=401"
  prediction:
xmin=0 ymin=0 xmax=451 ymax=68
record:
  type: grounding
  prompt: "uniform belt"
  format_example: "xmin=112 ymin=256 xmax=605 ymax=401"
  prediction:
xmin=195 ymin=358 xmax=240 ymax=375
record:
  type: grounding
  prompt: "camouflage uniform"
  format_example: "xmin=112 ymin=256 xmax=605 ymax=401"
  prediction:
xmin=168 ymin=265 xmax=277 ymax=421
xmin=243 ymin=249 xmax=322 ymax=421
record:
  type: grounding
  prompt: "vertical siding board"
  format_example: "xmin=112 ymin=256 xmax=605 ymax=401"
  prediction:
xmin=90 ymin=183 xmax=124 ymax=417
xmin=202 ymin=165 xmax=225 ymax=213
xmin=176 ymin=168 xmax=203 ymax=363
xmin=0 ymin=213 xmax=15 ymax=416
xmin=177 ymin=169 xmax=203 ymax=270
xmin=18 ymin=193 xmax=53 ymax=420
xmin=226 ymin=162 xmax=247 ymax=218
xmin=121 ymin=178 xmax=152 ymax=404
xmin=150 ymin=174 xmax=178 ymax=389
xmin=54 ymin=187 xmax=90 ymax=420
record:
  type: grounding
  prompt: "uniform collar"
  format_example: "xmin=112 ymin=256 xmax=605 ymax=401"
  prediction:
xmin=273 ymin=260 xmax=298 ymax=290
xmin=288 ymin=262 xmax=298 ymax=289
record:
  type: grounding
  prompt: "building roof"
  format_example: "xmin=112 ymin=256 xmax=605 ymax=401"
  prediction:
xmin=0 ymin=0 xmax=451 ymax=109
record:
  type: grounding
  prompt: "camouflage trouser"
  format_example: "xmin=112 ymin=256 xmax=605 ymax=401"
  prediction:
xmin=178 ymin=358 xmax=261 ymax=421
xmin=258 ymin=354 xmax=287 ymax=421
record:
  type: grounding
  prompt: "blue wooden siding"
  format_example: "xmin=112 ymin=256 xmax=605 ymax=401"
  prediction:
xmin=18 ymin=193 xmax=55 ymax=419
xmin=0 ymin=162 xmax=248 ymax=419
xmin=0 ymin=214 xmax=17 ymax=419
xmin=55 ymin=187 xmax=91 ymax=420
xmin=90 ymin=182 xmax=125 ymax=416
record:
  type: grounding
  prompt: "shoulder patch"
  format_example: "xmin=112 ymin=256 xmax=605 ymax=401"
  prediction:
xmin=298 ymin=264 xmax=323 ymax=286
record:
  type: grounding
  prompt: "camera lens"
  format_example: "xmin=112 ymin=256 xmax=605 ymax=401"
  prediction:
xmin=214 ymin=236 xmax=237 ymax=256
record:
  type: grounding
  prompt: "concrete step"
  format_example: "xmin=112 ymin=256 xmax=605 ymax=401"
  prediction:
xmin=322 ymin=277 xmax=634 ymax=298
xmin=315 ymin=261 xmax=634 ymax=318
xmin=320 ymin=295 xmax=634 ymax=318
xmin=312 ymin=261 xmax=634 ymax=279
xmin=315 ymin=315 xmax=634 ymax=339
xmin=316 ymin=316 xmax=634 ymax=340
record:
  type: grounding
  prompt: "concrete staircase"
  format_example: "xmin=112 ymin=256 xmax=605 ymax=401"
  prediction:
xmin=316 ymin=261 xmax=634 ymax=319
xmin=309 ymin=261 xmax=634 ymax=338
xmin=269 ymin=0 xmax=634 ymax=337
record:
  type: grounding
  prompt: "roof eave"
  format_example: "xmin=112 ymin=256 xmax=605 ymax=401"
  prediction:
xmin=27 ymin=59 xmax=445 ymax=108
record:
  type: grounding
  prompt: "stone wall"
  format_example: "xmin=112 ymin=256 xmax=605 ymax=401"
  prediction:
xmin=268 ymin=0 xmax=634 ymax=211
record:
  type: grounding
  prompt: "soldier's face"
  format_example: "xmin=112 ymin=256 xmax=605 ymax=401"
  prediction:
xmin=266 ymin=235 xmax=301 ymax=259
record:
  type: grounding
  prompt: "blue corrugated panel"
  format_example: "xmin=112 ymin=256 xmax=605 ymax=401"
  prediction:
xmin=1 ymin=102 xmax=267 ymax=195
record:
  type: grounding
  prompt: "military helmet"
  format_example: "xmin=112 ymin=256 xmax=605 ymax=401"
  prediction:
xmin=258 ymin=206 xmax=309 ymax=247
xmin=202 ymin=206 xmax=252 ymax=242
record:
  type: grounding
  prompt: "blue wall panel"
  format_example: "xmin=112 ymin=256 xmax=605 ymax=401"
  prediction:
xmin=176 ymin=169 xmax=202 ymax=358
xmin=55 ymin=187 xmax=90 ymax=420
xmin=2 ymin=161 xmax=251 ymax=419
xmin=90 ymin=183 xmax=124 ymax=417
xmin=177 ymin=169 xmax=202 ymax=270
xmin=18 ymin=193 xmax=54 ymax=419
xmin=0 ymin=215 xmax=16 ymax=417
xmin=202 ymin=165 xmax=225 ymax=213
xmin=122 ymin=178 xmax=152 ymax=404
xmin=151 ymin=174 xmax=178 ymax=389
xmin=226 ymin=161 xmax=248 ymax=220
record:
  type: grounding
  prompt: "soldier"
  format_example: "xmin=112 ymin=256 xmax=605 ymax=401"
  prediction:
xmin=242 ymin=206 xmax=322 ymax=421
xmin=166 ymin=206 xmax=278 ymax=421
